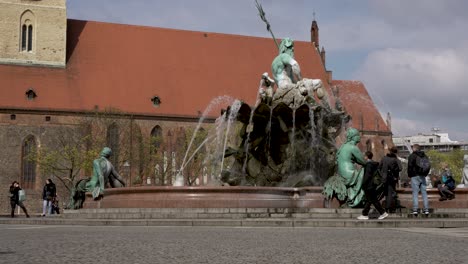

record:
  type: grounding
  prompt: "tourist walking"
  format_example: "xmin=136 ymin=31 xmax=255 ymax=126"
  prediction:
xmin=42 ymin=179 xmax=56 ymax=216
xmin=438 ymin=163 xmax=456 ymax=201
xmin=407 ymin=144 xmax=430 ymax=215
xmin=357 ymin=151 xmax=388 ymax=220
xmin=9 ymin=181 xmax=30 ymax=218
xmin=379 ymin=146 xmax=402 ymax=213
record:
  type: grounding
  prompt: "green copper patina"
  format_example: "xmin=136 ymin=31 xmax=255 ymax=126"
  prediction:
xmin=68 ymin=147 xmax=125 ymax=209
xmin=269 ymin=38 xmax=327 ymax=109
xmin=86 ymin=147 xmax=125 ymax=198
xmin=220 ymin=4 xmax=350 ymax=186
xmin=323 ymin=128 xmax=365 ymax=207
xmin=271 ymin=38 xmax=302 ymax=89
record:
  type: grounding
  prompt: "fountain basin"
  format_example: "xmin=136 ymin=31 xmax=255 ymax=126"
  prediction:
xmin=83 ymin=186 xmax=468 ymax=209
xmin=83 ymin=186 xmax=326 ymax=208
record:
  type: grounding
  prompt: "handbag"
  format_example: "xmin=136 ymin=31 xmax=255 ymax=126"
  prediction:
xmin=18 ymin=189 xmax=26 ymax=202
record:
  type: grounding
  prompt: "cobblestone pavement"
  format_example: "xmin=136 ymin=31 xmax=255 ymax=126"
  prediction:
xmin=0 ymin=225 xmax=467 ymax=264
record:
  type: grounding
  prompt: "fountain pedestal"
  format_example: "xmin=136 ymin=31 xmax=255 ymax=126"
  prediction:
xmin=82 ymin=186 xmax=468 ymax=209
xmin=83 ymin=186 xmax=326 ymax=209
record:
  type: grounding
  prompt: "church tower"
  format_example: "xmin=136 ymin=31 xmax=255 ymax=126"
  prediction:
xmin=311 ymin=18 xmax=319 ymax=49
xmin=0 ymin=0 xmax=67 ymax=67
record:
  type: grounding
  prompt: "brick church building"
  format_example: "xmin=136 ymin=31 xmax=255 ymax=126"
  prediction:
xmin=0 ymin=0 xmax=392 ymax=213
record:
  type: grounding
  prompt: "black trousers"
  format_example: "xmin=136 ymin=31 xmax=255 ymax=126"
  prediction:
xmin=10 ymin=200 xmax=29 ymax=217
xmin=438 ymin=185 xmax=454 ymax=199
xmin=362 ymin=189 xmax=385 ymax=216
xmin=385 ymin=178 xmax=398 ymax=210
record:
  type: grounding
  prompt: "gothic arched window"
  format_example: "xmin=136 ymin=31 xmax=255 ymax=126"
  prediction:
xmin=27 ymin=25 xmax=33 ymax=51
xmin=22 ymin=135 xmax=37 ymax=189
xmin=150 ymin=125 xmax=163 ymax=153
xmin=20 ymin=10 xmax=35 ymax=52
xmin=106 ymin=123 xmax=119 ymax=166
xmin=366 ymin=139 xmax=372 ymax=152
xmin=21 ymin=25 xmax=27 ymax=51
xmin=133 ymin=124 xmax=144 ymax=177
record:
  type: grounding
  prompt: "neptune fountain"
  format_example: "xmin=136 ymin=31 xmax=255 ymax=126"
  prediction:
xmin=218 ymin=37 xmax=349 ymax=189
xmin=73 ymin=1 xmax=372 ymax=209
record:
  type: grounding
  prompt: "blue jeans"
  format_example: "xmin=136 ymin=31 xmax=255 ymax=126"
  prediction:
xmin=411 ymin=176 xmax=429 ymax=212
xmin=42 ymin=200 xmax=52 ymax=215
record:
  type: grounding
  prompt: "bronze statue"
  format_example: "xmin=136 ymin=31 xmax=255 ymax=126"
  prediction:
xmin=323 ymin=128 xmax=365 ymax=207
xmin=68 ymin=147 xmax=125 ymax=209
xmin=86 ymin=147 xmax=125 ymax=198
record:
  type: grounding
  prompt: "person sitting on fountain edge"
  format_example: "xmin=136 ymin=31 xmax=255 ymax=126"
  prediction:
xmin=357 ymin=151 xmax=388 ymax=220
xmin=438 ymin=162 xmax=456 ymax=201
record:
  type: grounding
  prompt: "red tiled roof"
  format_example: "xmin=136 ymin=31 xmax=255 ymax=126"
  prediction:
xmin=0 ymin=19 xmax=330 ymax=118
xmin=332 ymin=80 xmax=389 ymax=132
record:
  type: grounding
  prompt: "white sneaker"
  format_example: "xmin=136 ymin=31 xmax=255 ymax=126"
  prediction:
xmin=357 ymin=215 xmax=369 ymax=220
xmin=378 ymin=212 xmax=389 ymax=220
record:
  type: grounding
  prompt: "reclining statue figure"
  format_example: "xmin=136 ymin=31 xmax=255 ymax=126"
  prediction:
xmin=86 ymin=147 xmax=126 ymax=199
xmin=68 ymin=147 xmax=125 ymax=209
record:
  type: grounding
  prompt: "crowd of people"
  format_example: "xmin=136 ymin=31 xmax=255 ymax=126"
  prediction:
xmin=8 ymin=179 xmax=60 ymax=218
xmin=357 ymin=143 xmax=458 ymax=220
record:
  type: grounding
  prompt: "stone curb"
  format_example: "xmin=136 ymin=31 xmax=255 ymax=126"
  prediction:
xmin=1 ymin=217 xmax=468 ymax=228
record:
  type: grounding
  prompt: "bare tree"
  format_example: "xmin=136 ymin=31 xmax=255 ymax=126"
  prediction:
xmin=27 ymin=125 xmax=97 ymax=192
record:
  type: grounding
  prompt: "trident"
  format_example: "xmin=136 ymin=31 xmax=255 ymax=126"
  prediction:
xmin=255 ymin=0 xmax=280 ymax=50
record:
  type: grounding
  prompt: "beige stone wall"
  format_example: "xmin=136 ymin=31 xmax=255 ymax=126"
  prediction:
xmin=0 ymin=0 xmax=66 ymax=67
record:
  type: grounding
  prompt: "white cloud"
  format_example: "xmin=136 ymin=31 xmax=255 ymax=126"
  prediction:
xmin=66 ymin=0 xmax=468 ymax=140
xmin=355 ymin=48 xmax=468 ymax=116
xmin=355 ymin=47 xmax=468 ymax=140
xmin=391 ymin=117 xmax=430 ymax=137
xmin=391 ymin=117 xmax=468 ymax=141
xmin=368 ymin=0 xmax=468 ymax=29
xmin=322 ymin=0 xmax=468 ymax=52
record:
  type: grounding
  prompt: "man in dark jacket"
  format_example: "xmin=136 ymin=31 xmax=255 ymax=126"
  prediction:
xmin=407 ymin=144 xmax=430 ymax=215
xmin=357 ymin=151 xmax=388 ymax=220
xmin=379 ymin=147 xmax=402 ymax=213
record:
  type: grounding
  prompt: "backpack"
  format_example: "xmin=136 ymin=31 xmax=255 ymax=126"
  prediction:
xmin=446 ymin=176 xmax=456 ymax=190
xmin=415 ymin=155 xmax=431 ymax=176
xmin=387 ymin=158 xmax=401 ymax=179
xmin=373 ymin=169 xmax=383 ymax=187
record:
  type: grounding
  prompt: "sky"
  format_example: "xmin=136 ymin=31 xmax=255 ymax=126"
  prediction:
xmin=67 ymin=0 xmax=468 ymax=141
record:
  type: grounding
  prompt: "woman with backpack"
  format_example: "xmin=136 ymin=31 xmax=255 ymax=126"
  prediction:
xmin=41 ymin=178 xmax=56 ymax=216
xmin=438 ymin=162 xmax=456 ymax=201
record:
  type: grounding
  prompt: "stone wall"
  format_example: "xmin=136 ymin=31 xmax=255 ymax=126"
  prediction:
xmin=0 ymin=113 xmax=77 ymax=214
xmin=0 ymin=0 xmax=66 ymax=67
xmin=0 ymin=111 xmax=212 ymax=214
xmin=0 ymin=110 xmax=392 ymax=213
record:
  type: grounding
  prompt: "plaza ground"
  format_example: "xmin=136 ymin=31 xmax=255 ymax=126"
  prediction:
xmin=0 ymin=225 xmax=467 ymax=264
